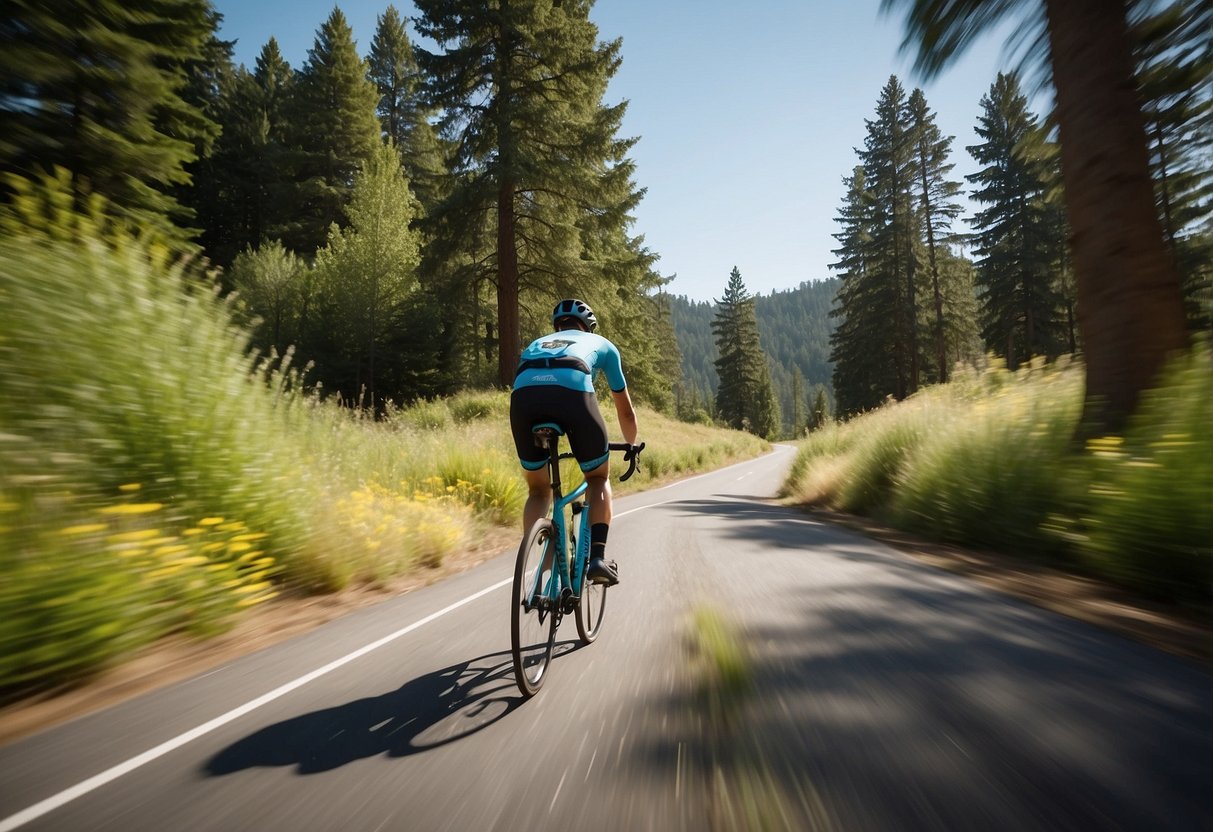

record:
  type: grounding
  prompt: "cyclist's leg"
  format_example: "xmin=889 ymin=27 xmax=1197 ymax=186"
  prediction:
xmin=510 ymin=386 xmax=556 ymax=532
xmin=582 ymin=459 xmax=611 ymax=527
xmin=555 ymin=388 xmax=617 ymax=584
xmin=522 ymin=467 xmax=551 ymax=532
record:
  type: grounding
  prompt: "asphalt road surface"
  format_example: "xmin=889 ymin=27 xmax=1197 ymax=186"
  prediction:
xmin=1 ymin=445 xmax=1209 ymax=831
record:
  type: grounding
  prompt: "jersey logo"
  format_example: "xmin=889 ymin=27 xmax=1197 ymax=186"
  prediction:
xmin=539 ymin=339 xmax=575 ymax=350
xmin=532 ymin=373 xmax=558 ymax=382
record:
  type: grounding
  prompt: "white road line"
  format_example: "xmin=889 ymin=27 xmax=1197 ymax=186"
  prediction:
xmin=0 ymin=578 xmax=512 ymax=832
xmin=658 ymin=445 xmax=792 ymax=491
xmin=735 ymin=471 xmax=753 ymax=481
xmin=614 ymin=499 xmax=681 ymax=519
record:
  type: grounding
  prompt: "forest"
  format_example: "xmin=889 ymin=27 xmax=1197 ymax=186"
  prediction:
xmin=2 ymin=1 xmax=1208 ymax=440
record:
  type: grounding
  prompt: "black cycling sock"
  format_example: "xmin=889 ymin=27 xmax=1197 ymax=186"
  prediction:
xmin=590 ymin=523 xmax=609 ymax=560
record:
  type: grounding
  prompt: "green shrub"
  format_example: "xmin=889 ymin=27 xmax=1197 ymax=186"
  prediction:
xmin=1076 ymin=346 xmax=1212 ymax=601
xmin=783 ymin=351 xmax=1211 ymax=605
xmin=889 ymin=362 xmax=1083 ymax=555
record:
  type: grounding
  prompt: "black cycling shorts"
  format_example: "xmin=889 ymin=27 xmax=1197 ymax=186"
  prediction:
xmin=510 ymin=385 xmax=609 ymax=473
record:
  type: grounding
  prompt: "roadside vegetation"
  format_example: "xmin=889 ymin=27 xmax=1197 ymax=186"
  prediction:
xmin=0 ymin=204 xmax=767 ymax=699
xmin=782 ymin=352 xmax=1212 ymax=607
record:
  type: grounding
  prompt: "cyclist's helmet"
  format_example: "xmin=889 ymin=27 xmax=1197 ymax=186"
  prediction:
xmin=552 ymin=298 xmax=598 ymax=332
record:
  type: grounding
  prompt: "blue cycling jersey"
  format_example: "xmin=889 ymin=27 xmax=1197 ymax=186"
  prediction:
xmin=513 ymin=330 xmax=627 ymax=394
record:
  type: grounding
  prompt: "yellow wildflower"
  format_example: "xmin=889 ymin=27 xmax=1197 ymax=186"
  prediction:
xmin=107 ymin=529 xmax=161 ymax=543
xmin=118 ymin=483 xmax=142 ymax=492
xmin=198 ymin=517 xmax=225 ymax=526
xmin=99 ymin=503 xmax=163 ymax=515
xmin=236 ymin=592 xmax=277 ymax=608
xmin=152 ymin=544 xmax=191 ymax=557
xmin=61 ymin=523 xmax=108 ymax=535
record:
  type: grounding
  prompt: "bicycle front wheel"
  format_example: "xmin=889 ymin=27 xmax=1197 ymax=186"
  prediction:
xmin=511 ymin=518 xmax=557 ymax=696
xmin=575 ymin=569 xmax=607 ymax=644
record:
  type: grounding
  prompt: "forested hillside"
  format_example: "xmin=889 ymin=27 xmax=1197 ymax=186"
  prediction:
xmin=667 ymin=277 xmax=838 ymax=433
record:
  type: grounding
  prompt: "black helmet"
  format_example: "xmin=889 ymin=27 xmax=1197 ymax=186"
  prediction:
xmin=552 ymin=298 xmax=598 ymax=332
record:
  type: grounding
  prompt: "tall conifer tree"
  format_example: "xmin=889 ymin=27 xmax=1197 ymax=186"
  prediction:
xmin=712 ymin=267 xmax=776 ymax=436
xmin=368 ymin=6 xmax=447 ymax=213
xmin=287 ymin=8 xmax=381 ymax=254
xmin=907 ymin=88 xmax=963 ymax=382
xmin=830 ymin=165 xmax=899 ymax=415
xmin=416 ymin=0 xmax=639 ymax=387
xmin=860 ymin=76 xmax=920 ymax=396
xmin=967 ymin=72 xmax=1067 ymax=367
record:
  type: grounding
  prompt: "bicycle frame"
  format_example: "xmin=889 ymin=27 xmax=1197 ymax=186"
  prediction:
xmin=528 ymin=445 xmax=592 ymax=612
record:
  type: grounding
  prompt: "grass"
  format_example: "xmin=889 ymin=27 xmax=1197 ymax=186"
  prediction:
xmin=0 ymin=209 xmax=768 ymax=697
xmin=782 ymin=352 xmax=1212 ymax=605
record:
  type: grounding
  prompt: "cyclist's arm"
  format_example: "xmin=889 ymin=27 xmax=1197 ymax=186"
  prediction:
xmin=612 ymin=387 xmax=639 ymax=446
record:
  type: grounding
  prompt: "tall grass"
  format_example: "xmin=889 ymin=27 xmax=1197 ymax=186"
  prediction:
xmin=782 ymin=353 xmax=1211 ymax=604
xmin=0 ymin=210 xmax=768 ymax=694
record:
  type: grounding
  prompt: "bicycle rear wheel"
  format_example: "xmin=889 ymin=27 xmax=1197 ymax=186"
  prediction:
xmin=575 ymin=568 xmax=607 ymax=644
xmin=511 ymin=518 xmax=557 ymax=696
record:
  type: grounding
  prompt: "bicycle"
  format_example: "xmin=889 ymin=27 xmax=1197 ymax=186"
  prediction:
xmin=510 ymin=423 xmax=644 ymax=697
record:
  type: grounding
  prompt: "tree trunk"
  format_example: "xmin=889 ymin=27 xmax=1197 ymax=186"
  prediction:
xmin=1043 ymin=0 xmax=1187 ymax=434
xmin=496 ymin=178 xmax=520 ymax=387
xmin=919 ymin=158 xmax=948 ymax=383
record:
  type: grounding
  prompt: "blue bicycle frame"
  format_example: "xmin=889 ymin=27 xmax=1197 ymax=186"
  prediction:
xmin=527 ymin=426 xmax=592 ymax=611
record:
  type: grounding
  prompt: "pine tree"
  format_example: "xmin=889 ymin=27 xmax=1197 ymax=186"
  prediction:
xmin=0 ymin=0 xmax=219 ymax=249
xmin=368 ymin=5 xmax=447 ymax=214
xmin=829 ymin=162 xmax=900 ymax=415
xmin=906 ymin=88 xmax=964 ymax=382
xmin=967 ymin=72 xmax=1067 ymax=367
xmin=752 ymin=357 xmax=781 ymax=439
xmin=416 ymin=0 xmax=639 ymax=387
xmin=287 ymin=8 xmax=382 ymax=255
xmin=860 ymin=76 xmax=920 ymax=397
xmin=712 ymin=267 xmax=775 ymax=436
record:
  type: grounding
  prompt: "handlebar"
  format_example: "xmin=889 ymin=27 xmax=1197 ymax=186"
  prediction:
xmin=558 ymin=442 xmax=646 ymax=481
xmin=609 ymin=441 xmax=646 ymax=481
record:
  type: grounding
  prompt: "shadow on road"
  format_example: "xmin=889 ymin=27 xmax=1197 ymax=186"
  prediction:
xmin=624 ymin=518 xmax=1213 ymax=832
xmin=205 ymin=642 xmax=578 ymax=776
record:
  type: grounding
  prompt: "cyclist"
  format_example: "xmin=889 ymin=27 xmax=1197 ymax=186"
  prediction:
xmin=510 ymin=298 xmax=640 ymax=586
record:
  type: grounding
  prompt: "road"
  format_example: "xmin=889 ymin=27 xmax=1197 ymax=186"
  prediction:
xmin=0 ymin=445 xmax=1209 ymax=831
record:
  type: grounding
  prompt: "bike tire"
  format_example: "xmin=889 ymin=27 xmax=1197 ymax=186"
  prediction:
xmin=511 ymin=518 xmax=557 ymax=696
xmin=575 ymin=569 xmax=607 ymax=644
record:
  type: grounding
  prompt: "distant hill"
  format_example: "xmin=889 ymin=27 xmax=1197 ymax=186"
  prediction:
xmin=667 ymin=278 xmax=838 ymax=427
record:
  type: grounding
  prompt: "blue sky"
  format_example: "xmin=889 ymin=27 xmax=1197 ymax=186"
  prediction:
xmin=212 ymin=0 xmax=1042 ymax=302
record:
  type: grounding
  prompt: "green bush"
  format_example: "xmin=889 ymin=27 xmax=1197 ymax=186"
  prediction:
xmin=1075 ymin=346 xmax=1212 ymax=601
xmin=889 ymin=362 xmax=1082 ymax=555
xmin=783 ymin=352 xmax=1211 ymax=605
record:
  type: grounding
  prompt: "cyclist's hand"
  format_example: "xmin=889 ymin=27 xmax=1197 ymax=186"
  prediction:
xmin=620 ymin=442 xmax=645 ymax=481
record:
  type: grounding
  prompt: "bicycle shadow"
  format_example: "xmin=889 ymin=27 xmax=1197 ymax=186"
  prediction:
xmin=204 ymin=642 xmax=578 ymax=776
